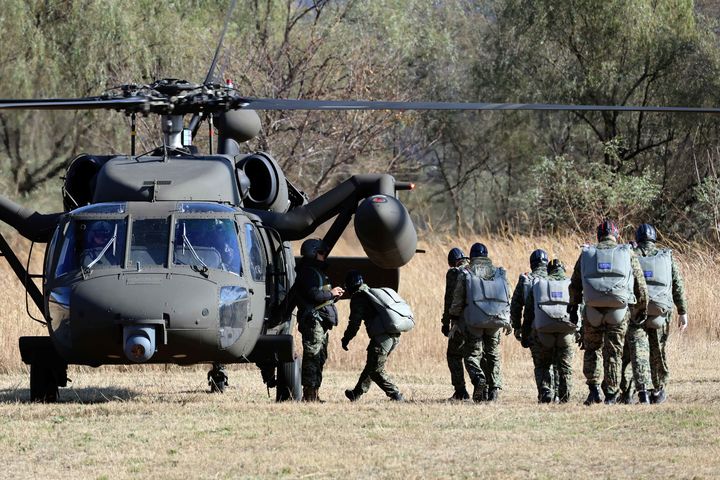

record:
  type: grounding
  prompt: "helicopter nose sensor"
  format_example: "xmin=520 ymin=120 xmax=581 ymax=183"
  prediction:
xmin=123 ymin=326 xmax=157 ymax=363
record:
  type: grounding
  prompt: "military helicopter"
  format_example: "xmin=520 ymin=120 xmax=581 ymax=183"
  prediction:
xmin=1 ymin=2 xmax=718 ymax=403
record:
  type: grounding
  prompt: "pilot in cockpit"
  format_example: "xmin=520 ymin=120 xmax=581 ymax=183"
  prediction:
xmin=80 ymin=220 xmax=120 ymax=268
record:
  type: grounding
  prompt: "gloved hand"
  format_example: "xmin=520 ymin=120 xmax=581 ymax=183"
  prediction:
xmin=341 ymin=338 xmax=350 ymax=351
xmin=636 ymin=309 xmax=648 ymax=325
xmin=568 ymin=304 xmax=579 ymax=325
xmin=513 ymin=329 xmax=522 ymax=342
xmin=503 ymin=324 xmax=512 ymax=336
xmin=441 ymin=324 xmax=450 ymax=337
xmin=575 ymin=331 xmax=584 ymax=350
xmin=520 ymin=336 xmax=531 ymax=349
xmin=678 ymin=313 xmax=688 ymax=332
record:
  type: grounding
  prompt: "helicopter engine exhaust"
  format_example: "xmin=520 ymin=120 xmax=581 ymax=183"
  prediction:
xmin=236 ymin=153 xmax=290 ymax=213
xmin=123 ymin=326 xmax=156 ymax=363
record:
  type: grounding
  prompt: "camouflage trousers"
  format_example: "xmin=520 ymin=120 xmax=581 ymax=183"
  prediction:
xmin=299 ymin=316 xmax=329 ymax=388
xmin=352 ymin=333 xmax=401 ymax=397
xmin=469 ymin=327 xmax=502 ymax=388
xmin=647 ymin=321 xmax=670 ymax=390
xmin=620 ymin=320 xmax=653 ymax=396
xmin=447 ymin=328 xmax=483 ymax=389
xmin=535 ymin=332 xmax=575 ymax=402
xmin=583 ymin=317 xmax=628 ymax=395
xmin=529 ymin=333 xmax=560 ymax=400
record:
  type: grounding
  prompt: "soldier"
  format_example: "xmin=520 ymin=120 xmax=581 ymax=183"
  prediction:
xmin=80 ymin=220 xmax=120 ymax=268
xmin=622 ymin=224 xmax=688 ymax=404
xmin=449 ymin=243 xmax=512 ymax=402
xmin=569 ymin=220 xmax=648 ymax=405
xmin=342 ymin=270 xmax=411 ymax=402
xmin=294 ymin=238 xmax=344 ymax=402
xmin=442 ymin=247 xmax=472 ymax=400
xmin=510 ymin=249 xmax=554 ymax=401
xmin=523 ymin=259 xmax=577 ymax=403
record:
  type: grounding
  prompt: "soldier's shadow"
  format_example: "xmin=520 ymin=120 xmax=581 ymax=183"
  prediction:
xmin=0 ymin=387 xmax=140 ymax=404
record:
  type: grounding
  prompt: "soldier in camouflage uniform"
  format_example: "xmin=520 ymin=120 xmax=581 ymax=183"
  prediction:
xmin=443 ymin=247 xmax=473 ymax=400
xmin=523 ymin=259 xmax=577 ymax=403
xmin=342 ymin=271 xmax=405 ymax=402
xmin=621 ymin=224 xmax=688 ymax=404
xmin=449 ymin=243 xmax=512 ymax=402
xmin=295 ymin=239 xmax=344 ymax=402
xmin=510 ymin=249 xmax=554 ymax=401
xmin=569 ymin=220 xmax=648 ymax=405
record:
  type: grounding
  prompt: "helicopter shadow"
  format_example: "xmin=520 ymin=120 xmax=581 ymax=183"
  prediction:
xmin=0 ymin=386 xmax=140 ymax=404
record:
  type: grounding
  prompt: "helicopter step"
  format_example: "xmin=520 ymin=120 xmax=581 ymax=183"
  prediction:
xmin=19 ymin=336 xmax=69 ymax=403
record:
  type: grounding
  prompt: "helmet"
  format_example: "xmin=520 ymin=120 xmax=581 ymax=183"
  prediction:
xmin=469 ymin=242 xmax=488 ymax=258
xmin=345 ymin=270 xmax=364 ymax=293
xmin=596 ymin=219 xmax=619 ymax=240
xmin=89 ymin=220 xmax=112 ymax=234
xmin=300 ymin=238 xmax=328 ymax=258
xmin=447 ymin=247 xmax=467 ymax=267
xmin=529 ymin=249 xmax=549 ymax=270
xmin=635 ymin=223 xmax=657 ymax=243
xmin=548 ymin=259 xmax=565 ymax=274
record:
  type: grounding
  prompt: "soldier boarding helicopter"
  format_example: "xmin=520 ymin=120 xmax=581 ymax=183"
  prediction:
xmin=2 ymin=2 xmax=719 ymax=403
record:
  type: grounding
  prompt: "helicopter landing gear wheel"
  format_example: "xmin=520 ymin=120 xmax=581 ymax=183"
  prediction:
xmin=208 ymin=362 xmax=228 ymax=393
xmin=30 ymin=362 xmax=59 ymax=403
xmin=275 ymin=356 xmax=302 ymax=402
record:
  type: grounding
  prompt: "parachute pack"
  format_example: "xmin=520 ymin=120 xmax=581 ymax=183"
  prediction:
xmin=462 ymin=267 xmax=511 ymax=331
xmin=580 ymin=244 xmax=635 ymax=327
xmin=365 ymin=287 xmax=415 ymax=335
xmin=532 ymin=278 xmax=576 ymax=334
xmin=638 ymin=249 xmax=674 ymax=329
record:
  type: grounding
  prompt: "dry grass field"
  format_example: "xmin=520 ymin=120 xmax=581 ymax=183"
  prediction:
xmin=0 ymin=232 xmax=719 ymax=478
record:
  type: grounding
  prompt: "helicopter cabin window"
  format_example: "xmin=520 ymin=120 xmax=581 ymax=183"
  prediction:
xmin=173 ymin=218 xmax=241 ymax=275
xmin=55 ymin=218 xmax=127 ymax=276
xmin=244 ymin=223 xmax=266 ymax=282
xmin=130 ymin=218 xmax=170 ymax=268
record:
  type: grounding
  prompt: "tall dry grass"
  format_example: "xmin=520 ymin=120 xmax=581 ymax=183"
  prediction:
xmin=1 ymin=231 xmax=717 ymax=373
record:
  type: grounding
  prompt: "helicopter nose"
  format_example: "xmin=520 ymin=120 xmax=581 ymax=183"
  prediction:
xmin=123 ymin=326 xmax=156 ymax=363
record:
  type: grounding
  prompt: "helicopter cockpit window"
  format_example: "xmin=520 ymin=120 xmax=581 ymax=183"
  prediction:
xmin=244 ymin=223 xmax=266 ymax=282
xmin=130 ymin=218 xmax=170 ymax=267
xmin=55 ymin=218 xmax=127 ymax=277
xmin=173 ymin=218 xmax=241 ymax=275
xmin=72 ymin=202 xmax=126 ymax=215
xmin=177 ymin=202 xmax=236 ymax=213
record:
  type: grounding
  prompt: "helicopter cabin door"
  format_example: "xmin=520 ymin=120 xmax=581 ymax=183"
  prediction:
xmin=240 ymin=222 xmax=269 ymax=327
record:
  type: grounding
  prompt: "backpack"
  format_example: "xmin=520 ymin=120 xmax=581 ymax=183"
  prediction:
xmin=365 ymin=287 xmax=415 ymax=334
xmin=580 ymin=244 xmax=635 ymax=327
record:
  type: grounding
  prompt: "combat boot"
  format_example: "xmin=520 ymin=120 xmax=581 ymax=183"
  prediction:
xmin=390 ymin=392 xmax=405 ymax=402
xmin=487 ymin=388 xmax=500 ymax=402
xmin=539 ymin=389 xmax=553 ymax=404
xmin=472 ymin=381 xmax=487 ymax=402
xmin=604 ymin=392 xmax=618 ymax=405
xmin=449 ymin=388 xmax=470 ymax=401
xmin=303 ymin=387 xmax=323 ymax=402
xmin=620 ymin=389 xmax=637 ymax=405
xmin=651 ymin=387 xmax=667 ymax=404
xmin=345 ymin=389 xmax=362 ymax=402
xmin=637 ymin=390 xmax=651 ymax=404
xmin=583 ymin=385 xmax=602 ymax=406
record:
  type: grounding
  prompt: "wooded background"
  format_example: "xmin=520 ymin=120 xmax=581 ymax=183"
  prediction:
xmin=2 ymin=0 xmax=720 ymax=243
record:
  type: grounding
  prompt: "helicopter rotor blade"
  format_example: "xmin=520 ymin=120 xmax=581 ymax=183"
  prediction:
xmin=0 ymin=96 xmax=149 ymax=111
xmin=237 ymin=97 xmax=720 ymax=114
xmin=189 ymin=0 xmax=238 ymax=137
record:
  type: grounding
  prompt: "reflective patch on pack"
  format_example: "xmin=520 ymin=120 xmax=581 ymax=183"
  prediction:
xmin=598 ymin=262 xmax=611 ymax=270
xmin=550 ymin=291 xmax=563 ymax=299
xmin=644 ymin=270 xmax=653 ymax=278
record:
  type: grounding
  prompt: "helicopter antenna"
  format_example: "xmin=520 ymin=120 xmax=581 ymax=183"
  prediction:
xmin=188 ymin=0 xmax=238 ymax=139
